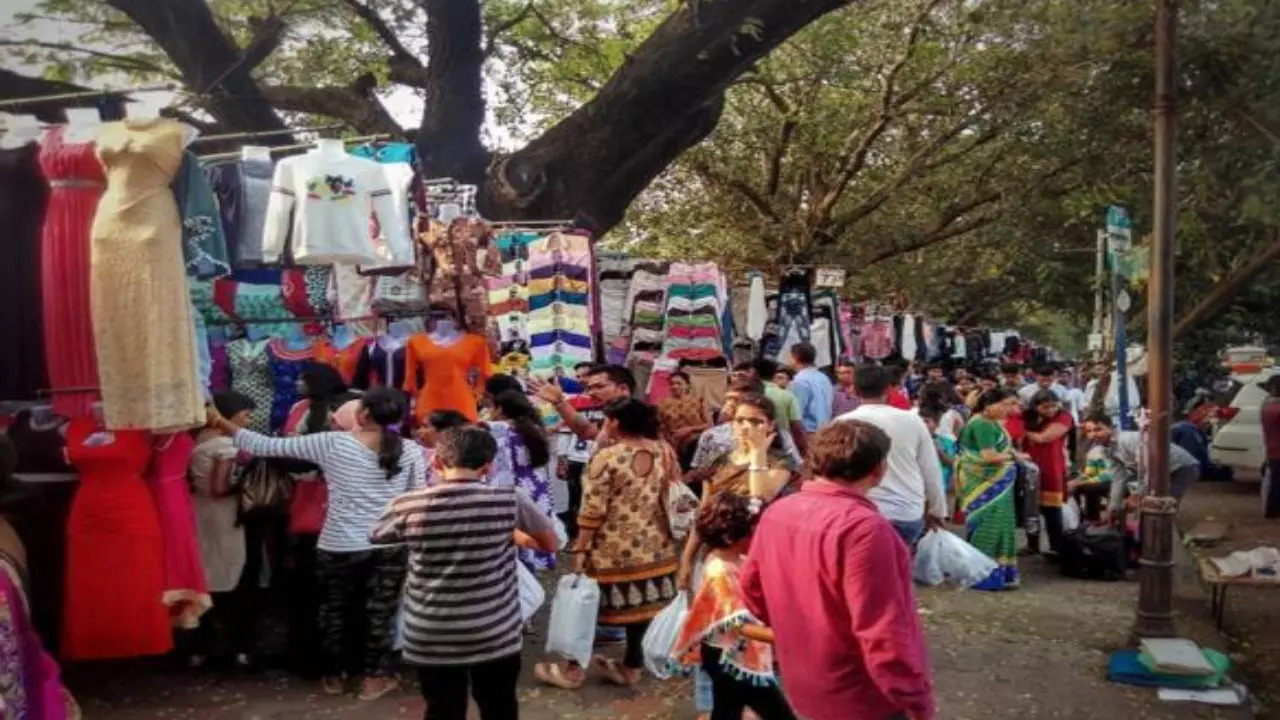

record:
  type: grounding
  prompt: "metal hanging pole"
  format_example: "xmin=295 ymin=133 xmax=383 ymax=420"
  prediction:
xmin=197 ymin=133 xmax=395 ymax=162
xmin=191 ymin=124 xmax=346 ymax=144
xmin=1133 ymin=0 xmax=1179 ymax=641
xmin=0 ymin=82 xmax=178 ymax=109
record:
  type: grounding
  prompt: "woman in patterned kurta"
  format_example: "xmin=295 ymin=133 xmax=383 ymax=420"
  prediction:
xmin=534 ymin=398 xmax=679 ymax=690
xmin=657 ymin=370 xmax=712 ymax=467
xmin=485 ymin=391 xmax=556 ymax=571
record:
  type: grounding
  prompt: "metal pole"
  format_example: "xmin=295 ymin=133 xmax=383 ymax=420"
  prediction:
xmin=1133 ymin=0 xmax=1178 ymax=641
xmin=1114 ymin=270 xmax=1131 ymax=430
xmin=1094 ymin=232 xmax=1107 ymax=339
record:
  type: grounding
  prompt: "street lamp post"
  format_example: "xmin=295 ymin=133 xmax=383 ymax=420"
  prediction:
xmin=1133 ymin=0 xmax=1179 ymax=639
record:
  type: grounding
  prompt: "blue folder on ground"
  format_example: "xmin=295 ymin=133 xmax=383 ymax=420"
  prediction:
xmin=1107 ymin=649 xmax=1230 ymax=689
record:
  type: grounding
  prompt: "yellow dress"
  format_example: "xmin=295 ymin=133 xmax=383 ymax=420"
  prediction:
xmin=91 ymin=119 xmax=204 ymax=430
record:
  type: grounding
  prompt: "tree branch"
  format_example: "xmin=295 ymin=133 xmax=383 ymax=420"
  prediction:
xmin=260 ymin=76 xmax=404 ymax=134
xmin=809 ymin=0 xmax=945 ymax=228
xmin=1230 ymin=107 xmax=1280 ymax=149
xmin=689 ymin=160 xmax=780 ymax=223
xmin=738 ymin=76 xmax=796 ymax=197
xmin=240 ymin=14 xmax=288 ymax=70
xmin=1173 ymin=230 xmax=1280 ymax=341
xmin=0 ymin=39 xmax=175 ymax=77
xmin=497 ymin=0 xmax=858 ymax=232
xmin=0 ymin=69 xmax=130 ymax=122
xmin=862 ymin=207 xmax=999 ymax=267
xmin=340 ymin=0 xmax=429 ymax=87
xmin=104 ymin=0 xmax=287 ymax=133
xmin=825 ymin=110 xmax=979 ymax=237
xmin=484 ymin=3 xmax=534 ymax=59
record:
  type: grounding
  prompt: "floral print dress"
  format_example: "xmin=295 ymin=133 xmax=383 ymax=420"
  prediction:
xmin=486 ymin=421 xmax=556 ymax=571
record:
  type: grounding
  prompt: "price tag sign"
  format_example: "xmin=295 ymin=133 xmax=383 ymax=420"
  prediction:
xmin=812 ymin=266 xmax=846 ymax=288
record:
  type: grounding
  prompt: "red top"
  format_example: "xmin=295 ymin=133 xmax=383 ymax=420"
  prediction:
xmin=1004 ymin=412 xmax=1026 ymax=449
xmin=741 ymin=481 xmax=934 ymax=720
xmin=887 ymin=386 xmax=912 ymax=410
xmin=1025 ymin=411 xmax=1073 ymax=505
xmin=1262 ymin=400 xmax=1280 ymax=461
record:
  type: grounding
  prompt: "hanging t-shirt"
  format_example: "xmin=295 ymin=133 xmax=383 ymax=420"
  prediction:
xmin=262 ymin=151 xmax=412 ymax=265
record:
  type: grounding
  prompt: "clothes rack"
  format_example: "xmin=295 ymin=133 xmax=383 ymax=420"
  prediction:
xmin=36 ymin=386 xmax=100 ymax=396
xmin=490 ymin=219 xmax=576 ymax=227
xmin=190 ymin=124 xmax=346 ymax=144
xmin=196 ymin=133 xmax=396 ymax=162
xmin=207 ymin=309 xmax=431 ymax=327
xmin=0 ymin=83 xmax=179 ymax=109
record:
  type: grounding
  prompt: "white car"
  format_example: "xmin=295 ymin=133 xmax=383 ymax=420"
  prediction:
xmin=1210 ymin=367 xmax=1280 ymax=480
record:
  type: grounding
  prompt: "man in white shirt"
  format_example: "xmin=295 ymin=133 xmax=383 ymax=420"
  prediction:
xmin=1082 ymin=363 xmax=1142 ymax=427
xmin=837 ymin=365 xmax=948 ymax=546
xmin=1017 ymin=365 xmax=1069 ymax=407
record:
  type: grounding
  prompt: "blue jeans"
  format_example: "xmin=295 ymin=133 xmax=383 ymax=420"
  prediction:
xmin=891 ymin=519 xmax=926 ymax=549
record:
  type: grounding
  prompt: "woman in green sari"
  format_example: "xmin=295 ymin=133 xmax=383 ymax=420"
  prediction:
xmin=957 ymin=388 xmax=1022 ymax=590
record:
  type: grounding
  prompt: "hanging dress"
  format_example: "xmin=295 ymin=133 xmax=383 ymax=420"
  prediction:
xmin=90 ymin=119 xmax=204 ymax=430
xmin=146 ymin=432 xmax=211 ymax=628
xmin=0 ymin=142 xmax=49 ymax=401
xmin=38 ymin=127 xmax=105 ymax=416
xmin=62 ymin=418 xmax=172 ymax=660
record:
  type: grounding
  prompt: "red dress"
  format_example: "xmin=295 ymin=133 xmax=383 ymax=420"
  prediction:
xmin=39 ymin=127 xmax=104 ymax=417
xmin=62 ymin=418 xmax=172 ymax=660
xmin=147 ymin=432 xmax=211 ymax=628
xmin=1025 ymin=412 xmax=1073 ymax=508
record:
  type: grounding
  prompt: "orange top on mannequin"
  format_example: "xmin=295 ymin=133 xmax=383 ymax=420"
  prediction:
xmin=404 ymin=330 xmax=490 ymax=422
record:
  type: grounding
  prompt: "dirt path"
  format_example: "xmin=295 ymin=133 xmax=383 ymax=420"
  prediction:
xmin=64 ymin=546 xmax=1255 ymax=720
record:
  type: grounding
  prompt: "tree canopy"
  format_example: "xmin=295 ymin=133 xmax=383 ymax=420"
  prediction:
xmin=4 ymin=0 xmax=1280 ymax=358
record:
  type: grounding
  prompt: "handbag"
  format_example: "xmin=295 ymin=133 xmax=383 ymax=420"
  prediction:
xmin=289 ymin=480 xmax=328 ymax=535
xmin=235 ymin=457 xmax=293 ymax=522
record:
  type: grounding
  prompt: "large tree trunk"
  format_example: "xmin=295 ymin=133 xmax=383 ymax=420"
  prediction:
xmin=485 ymin=0 xmax=857 ymax=232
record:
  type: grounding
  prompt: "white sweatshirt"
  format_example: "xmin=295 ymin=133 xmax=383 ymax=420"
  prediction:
xmin=262 ymin=151 xmax=413 ymax=265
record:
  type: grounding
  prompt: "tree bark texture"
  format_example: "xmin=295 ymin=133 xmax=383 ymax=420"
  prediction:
xmin=3 ymin=0 xmax=860 ymax=237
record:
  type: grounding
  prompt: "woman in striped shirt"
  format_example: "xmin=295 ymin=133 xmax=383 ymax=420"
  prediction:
xmin=209 ymin=388 xmax=427 ymax=701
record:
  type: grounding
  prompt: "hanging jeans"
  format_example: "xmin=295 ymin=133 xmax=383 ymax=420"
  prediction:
xmin=315 ymin=546 xmax=408 ymax=678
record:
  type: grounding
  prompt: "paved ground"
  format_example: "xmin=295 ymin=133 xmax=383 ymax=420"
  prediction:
xmin=63 ymin=520 xmax=1260 ymax=720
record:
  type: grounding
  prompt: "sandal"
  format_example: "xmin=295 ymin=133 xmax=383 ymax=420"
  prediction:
xmin=534 ymin=661 xmax=583 ymax=690
xmin=321 ymin=675 xmax=346 ymax=696
xmin=591 ymin=655 xmax=640 ymax=686
xmin=357 ymin=675 xmax=400 ymax=701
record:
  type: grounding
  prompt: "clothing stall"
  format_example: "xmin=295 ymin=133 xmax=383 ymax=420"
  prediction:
xmin=0 ymin=80 xmax=609 ymax=673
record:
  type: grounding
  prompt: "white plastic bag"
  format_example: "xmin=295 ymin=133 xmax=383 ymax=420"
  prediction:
xmin=544 ymin=573 xmax=600 ymax=666
xmin=641 ymin=591 xmax=688 ymax=679
xmin=913 ymin=529 xmax=998 ymax=588
xmin=553 ymin=517 xmax=569 ymax=549
xmin=517 ymin=560 xmax=546 ymax=622
xmin=1062 ymin=497 xmax=1082 ymax=532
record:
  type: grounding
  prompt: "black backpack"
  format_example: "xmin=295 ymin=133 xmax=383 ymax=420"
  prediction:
xmin=1059 ymin=527 xmax=1127 ymax=581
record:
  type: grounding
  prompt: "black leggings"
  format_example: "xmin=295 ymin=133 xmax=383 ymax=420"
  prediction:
xmin=316 ymin=547 xmax=408 ymax=678
xmin=702 ymin=645 xmax=795 ymax=720
xmin=418 ymin=653 xmax=521 ymax=720
xmin=622 ymin=621 xmax=649 ymax=669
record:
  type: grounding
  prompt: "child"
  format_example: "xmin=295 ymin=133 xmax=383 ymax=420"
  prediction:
xmin=370 ymin=426 xmax=558 ymax=720
xmin=919 ymin=406 xmax=958 ymax=514
xmin=672 ymin=493 xmax=796 ymax=720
